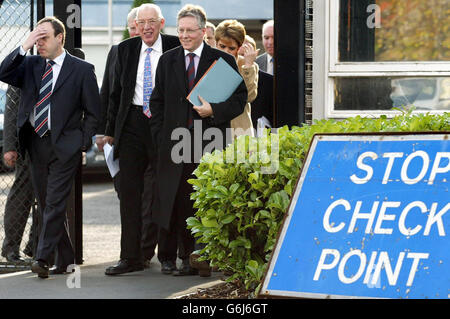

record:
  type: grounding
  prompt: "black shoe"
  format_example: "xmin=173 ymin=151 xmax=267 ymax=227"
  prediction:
xmin=105 ymin=259 xmax=144 ymax=276
xmin=31 ymin=260 xmax=49 ymax=279
xmin=49 ymin=265 xmax=73 ymax=275
xmin=23 ymin=246 xmax=34 ymax=258
xmin=161 ymin=260 xmax=177 ymax=275
xmin=173 ymin=260 xmax=199 ymax=276
xmin=5 ymin=252 xmax=29 ymax=264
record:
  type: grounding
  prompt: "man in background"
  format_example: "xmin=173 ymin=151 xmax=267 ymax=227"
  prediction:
xmin=204 ymin=21 xmax=216 ymax=47
xmin=2 ymin=85 xmax=38 ymax=264
xmin=255 ymin=20 xmax=274 ymax=75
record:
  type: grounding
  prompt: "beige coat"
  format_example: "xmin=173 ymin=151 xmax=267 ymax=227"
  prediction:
xmin=230 ymin=56 xmax=258 ymax=138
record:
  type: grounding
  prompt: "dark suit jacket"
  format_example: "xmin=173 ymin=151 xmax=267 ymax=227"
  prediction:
xmin=0 ymin=47 xmax=100 ymax=163
xmin=149 ymin=43 xmax=247 ymax=230
xmin=251 ymin=70 xmax=273 ymax=128
xmin=105 ymin=34 xmax=180 ymax=159
xmin=98 ymin=44 xmax=118 ymax=135
xmin=255 ymin=52 xmax=268 ymax=73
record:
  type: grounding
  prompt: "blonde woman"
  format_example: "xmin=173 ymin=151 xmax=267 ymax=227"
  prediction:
xmin=215 ymin=19 xmax=259 ymax=138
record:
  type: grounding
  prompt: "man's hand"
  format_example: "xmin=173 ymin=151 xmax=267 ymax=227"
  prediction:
xmin=95 ymin=135 xmax=106 ymax=152
xmin=3 ymin=151 xmax=18 ymax=168
xmin=193 ymin=95 xmax=213 ymax=118
xmin=103 ymin=136 xmax=114 ymax=146
xmin=22 ymin=25 xmax=48 ymax=52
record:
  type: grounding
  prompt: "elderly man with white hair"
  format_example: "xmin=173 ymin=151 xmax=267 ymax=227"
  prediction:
xmin=103 ymin=3 xmax=180 ymax=276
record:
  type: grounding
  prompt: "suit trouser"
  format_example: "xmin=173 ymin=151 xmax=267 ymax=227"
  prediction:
xmin=157 ymin=162 xmax=196 ymax=263
xmin=140 ymin=164 xmax=159 ymax=260
xmin=29 ymin=131 xmax=79 ymax=268
xmin=118 ymin=107 xmax=156 ymax=261
xmin=1 ymin=151 xmax=38 ymax=258
xmin=114 ymin=161 xmax=158 ymax=260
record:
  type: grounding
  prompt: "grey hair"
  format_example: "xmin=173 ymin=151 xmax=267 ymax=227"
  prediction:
xmin=127 ymin=7 xmax=138 ymax=23
xmin=262 ymin=19 xmax=274 ymax=35
xmin=177 ymin=4 xmax=207 ymax=29
xmin=136 ymin=3 xmax=164 ymax=20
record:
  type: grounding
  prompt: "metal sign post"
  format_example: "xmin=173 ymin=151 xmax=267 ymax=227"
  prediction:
xmin=260 ymin=133 xmax=449 ymax=299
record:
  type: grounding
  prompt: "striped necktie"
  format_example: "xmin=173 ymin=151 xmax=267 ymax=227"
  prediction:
xmin=186 ymin=53 xmax=196 ymax=128
xmin=187 ymin=53 xmax=196 ymax=92
xmin=143 ymin=47 xmax=152 ymax=118
xmin=34 ymin=60 xmax=55 ymax=137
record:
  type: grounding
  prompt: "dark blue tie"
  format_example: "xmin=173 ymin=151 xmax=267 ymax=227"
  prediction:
xmin=35 ymin=60 xmax=55 ymax=137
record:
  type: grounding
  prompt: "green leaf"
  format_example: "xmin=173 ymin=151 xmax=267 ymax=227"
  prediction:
xmin=201 ymin=217 xmax=219 ymax=228
xmin=220 ymin=214 xmax=236 ymax=224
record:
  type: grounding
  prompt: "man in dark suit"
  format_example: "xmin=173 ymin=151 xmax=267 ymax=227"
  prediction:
xmin=0 ymin=16 xmax=100 ymax=278
xmin=150 ymin=4 xmax=247 ymax=276
xmin=2 ymin=85 xmax=38 ymax=263
xmin=97 ymin=7 xmax=160 ymax=268
xmin=255 ymin=20 xmax=274 ymax=75
xmin=103 ymin=3 xmax=180 ymax=275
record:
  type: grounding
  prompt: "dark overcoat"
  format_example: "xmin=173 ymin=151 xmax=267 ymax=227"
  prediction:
xmin=149 ymin=43 xmax=248 ymax=230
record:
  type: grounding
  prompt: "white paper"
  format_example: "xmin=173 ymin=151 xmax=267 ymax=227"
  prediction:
xmin=103 ymin=143 xmax=120 ymax=178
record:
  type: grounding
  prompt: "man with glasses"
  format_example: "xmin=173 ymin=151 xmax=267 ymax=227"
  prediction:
xmin=103 ymin=3 xmax=179 ymax=276
xmin=149 ymin=4 xmax=247 ymax=276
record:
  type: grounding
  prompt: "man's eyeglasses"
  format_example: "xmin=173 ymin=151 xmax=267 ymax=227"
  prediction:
xmin=177 ymin=28 xmax=202 ymax=36
xmin=136 ymin=19 xmax=160 ymax=27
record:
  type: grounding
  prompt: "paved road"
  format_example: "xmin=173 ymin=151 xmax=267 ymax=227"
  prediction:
xmin=0 ymin=177 xmax=222 ymax=299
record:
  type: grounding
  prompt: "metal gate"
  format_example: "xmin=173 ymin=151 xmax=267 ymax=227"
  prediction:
xmin=0 ymin=0 xmax=36 ymax=273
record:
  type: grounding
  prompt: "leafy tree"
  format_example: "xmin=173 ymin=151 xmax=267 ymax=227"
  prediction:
xmin=375 ymin=0 xmax=450 ymax=61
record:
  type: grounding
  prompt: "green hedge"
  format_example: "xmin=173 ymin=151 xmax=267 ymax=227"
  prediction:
xmin=187 ymin=112 xmax=449 ymax=293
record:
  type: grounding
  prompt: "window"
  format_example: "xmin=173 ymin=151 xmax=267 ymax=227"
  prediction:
xmin=316 ymin=0 xmax=450 ymax=118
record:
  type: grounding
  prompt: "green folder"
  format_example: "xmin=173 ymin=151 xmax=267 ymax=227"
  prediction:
xmin=187 ymin=57 xmax=243 ymax=106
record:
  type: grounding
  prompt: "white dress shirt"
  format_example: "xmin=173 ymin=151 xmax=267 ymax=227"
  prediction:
xmin=184 ymin=42 xmax=204 ymax=76
xmin=132 ymin=34 xmax=163 ymax=106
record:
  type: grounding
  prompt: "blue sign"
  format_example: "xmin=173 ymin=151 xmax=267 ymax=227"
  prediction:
xmin=260 ymin=134 xmax=449 ymax=299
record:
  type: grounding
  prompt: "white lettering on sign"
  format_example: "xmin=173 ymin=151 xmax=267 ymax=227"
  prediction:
xmin=314 ymin=147 xmax=449 ymax=291
xmin=323 ymin=200 xmax=448 ymax=236
xmin=350 ymin=151 xmax=450 ymax=185
xmin=313 ymin=249 xmax=429 ymax=287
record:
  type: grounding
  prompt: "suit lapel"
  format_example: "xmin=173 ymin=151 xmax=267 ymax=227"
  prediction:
xmin=127 ymin=38 xmax=142 ymax=88
xmin=53 ymin=53 xmax=75 ymax=94
xmin=33 ymin=58 xmax=46 ymax=92
xmin=173 ymin=47 xmax=188 ymax=96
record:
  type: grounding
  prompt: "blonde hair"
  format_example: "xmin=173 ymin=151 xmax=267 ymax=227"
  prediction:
xmin=214 ymin=19 xmax=246 ymax=47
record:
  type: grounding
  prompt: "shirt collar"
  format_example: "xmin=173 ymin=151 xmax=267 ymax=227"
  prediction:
xmin=49 ymin=49 xmax=66 ymax=66
xmin=141 ymin=34 xmax=162 ymax=54
xmin=184 ymin=41 xmax=204 ymax=58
